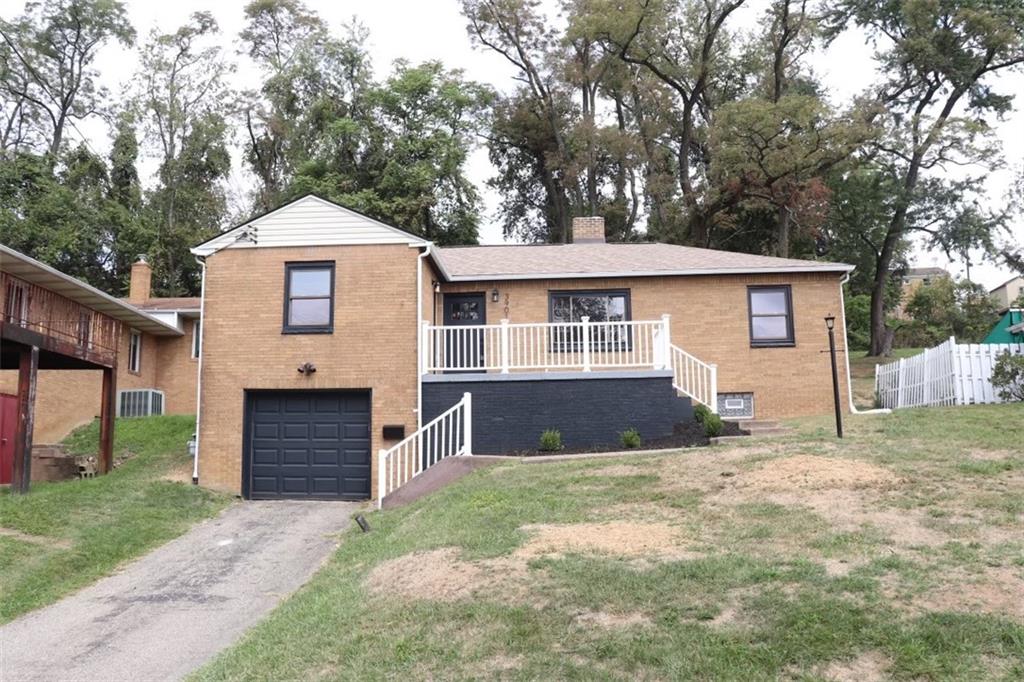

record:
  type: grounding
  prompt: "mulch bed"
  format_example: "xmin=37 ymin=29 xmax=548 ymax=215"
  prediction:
xmin=502 ymin=419 xmax=749 ymax=457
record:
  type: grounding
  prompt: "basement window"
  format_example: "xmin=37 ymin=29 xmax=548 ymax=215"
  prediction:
xmin=283 ymin=262 xmax=335 ymax=334
xmin=748 ymin=286 xmax=794 ymax=347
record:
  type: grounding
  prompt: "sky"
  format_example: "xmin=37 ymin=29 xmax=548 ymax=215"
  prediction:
xmin=8 ymin=0 xmax=1023 ymax=290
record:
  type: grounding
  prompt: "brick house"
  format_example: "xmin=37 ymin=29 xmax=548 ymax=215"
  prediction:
xmin=0 ymin=246 xmax=195 ymax=488
xmin=189 ymin=195 xmax=855 ymax=502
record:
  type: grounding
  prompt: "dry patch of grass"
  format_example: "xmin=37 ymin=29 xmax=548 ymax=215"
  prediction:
xmin=735 ymin=454 xmax=902 ymax=491
xmin=819 ymin=650 xmax=893 ymax=682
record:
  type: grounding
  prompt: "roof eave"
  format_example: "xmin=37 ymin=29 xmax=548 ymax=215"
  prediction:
xmin=438 ymin=264 xmax=856 ymax=282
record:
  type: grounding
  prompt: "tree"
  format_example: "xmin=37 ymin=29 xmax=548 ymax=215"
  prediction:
xmin=0 ymin=0 xmax=134 ymax=156
xmin=289 ymin=60 xmax=492 ymax=244
xmin=136 ymin=12 xmax=234 ymax=295
xmin=899 ymin=277 xmax=999 ymax=346
xmin=826 ymin=1 xmax=1024 ymax=355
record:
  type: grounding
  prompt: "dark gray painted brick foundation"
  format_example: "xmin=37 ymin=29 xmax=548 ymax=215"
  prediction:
xmin=422 ymin=371 xmax=692 ymax=454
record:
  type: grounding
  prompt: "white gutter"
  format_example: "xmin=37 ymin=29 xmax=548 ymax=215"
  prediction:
xmin=191 ymin=256 xmax=207 ymax=484
xmin=416 ymin=243 xmax=432 ymax=431
xmin=839 ymin=272 xmax=890 ymax=415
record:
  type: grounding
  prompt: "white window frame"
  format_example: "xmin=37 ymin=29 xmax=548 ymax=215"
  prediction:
xmin=191 ymin=319 xmax=201 ymax=359
xmin=128 ymin=330 xmax=142 ymax=373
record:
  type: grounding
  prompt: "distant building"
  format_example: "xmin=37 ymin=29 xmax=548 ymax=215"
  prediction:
xmin=894 ymin=267 xmax=951 ymax=319
xmin=990 ymin=275 xmax=1024 ymax=312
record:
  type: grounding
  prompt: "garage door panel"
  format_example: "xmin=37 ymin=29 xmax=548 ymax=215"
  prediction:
xmin=312 ymin=422 xmax=340 ymax=440
xmin=247 ymin=390 xmax=371 ymax=500
xmin=312 ymin=448 xmax=339 ymax=465
xmin=282 ymin=422 xmax=309 ymax=439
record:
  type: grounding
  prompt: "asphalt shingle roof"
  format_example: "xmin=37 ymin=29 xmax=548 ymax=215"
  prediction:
xmin=432 ymin=243 xmax=853 ymax=281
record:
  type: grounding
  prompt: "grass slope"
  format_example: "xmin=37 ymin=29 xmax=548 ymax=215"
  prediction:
xmin=849 ymin=348 xmax=923 ymax=409
xmin=195 ymin=404 xmax=1023 ymax=682
xmin=0 ymin=415 xmax=229 ymax=623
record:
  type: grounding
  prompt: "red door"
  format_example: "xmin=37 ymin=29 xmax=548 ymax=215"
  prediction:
xmin=0 ymin=393 xmax=17 ymax=485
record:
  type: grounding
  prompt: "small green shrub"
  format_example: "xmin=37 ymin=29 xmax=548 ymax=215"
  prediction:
xmin=991 ymin=351 xmax=1024 ymax=401
xmin=539 ymin=429 xmax=563 ymax=452
xmin=703 ymin=413 xmax=724 ymax=437
xmin=693 ymin=404 xmax=712 ymax=424
xmin=620 ymin=428 xmax=642 ymax=449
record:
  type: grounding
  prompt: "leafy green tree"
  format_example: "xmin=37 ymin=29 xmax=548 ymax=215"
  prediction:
xmin=135 ymin=12 xmax=234 ymax=296
xmin=0 ymin=0 xmax=134 ymax=156
xmin=899 ymin=277 xmax=1000 ymax=346
xmin=825 ymin=1 xmax=1024 ymax=355
xmin=843 ymin=292 xmax=871 ymax=351
xmin=290 ymin=61 xmax=492 ymax=244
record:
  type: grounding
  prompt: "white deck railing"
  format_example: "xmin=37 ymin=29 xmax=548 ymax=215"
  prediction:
xmin=669 ymin=344 xmax=718 ymax=412
xmin=377 ymin=392 xmax=472 ymax=508
xmin=422 ymin=315 xmax=673 ymax=374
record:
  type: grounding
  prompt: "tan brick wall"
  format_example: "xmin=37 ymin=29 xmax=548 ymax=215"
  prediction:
xmin=0 ymin=324 xmax=197 ymax=444
xmin=196 ymin=244 xmax=421 ymax=497
xmin=155 ymin=318 xmax=199 ymax=414
xmin=438 ymin=272 xmax=849 ymax=419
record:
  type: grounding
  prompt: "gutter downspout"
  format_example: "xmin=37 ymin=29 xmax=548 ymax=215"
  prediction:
xmin=839 ymin=272 xmax=890 ymax=415
xmin=192 ymin=255 xmax=207 ymax=483
xmin=416 ymin=244 xmax=432 ymax=431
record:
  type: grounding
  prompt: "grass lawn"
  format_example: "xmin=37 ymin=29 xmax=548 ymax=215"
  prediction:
xmin=196 ymin=404 xmax=1023 ymax=681
xmin=0 ymin=415 xmax=230 ymax=623
xmin=849 ymin=348 xmax=923 ymax=409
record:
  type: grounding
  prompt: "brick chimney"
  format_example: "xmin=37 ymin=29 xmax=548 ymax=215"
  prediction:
xmin=571 ymin=216 xmax=606 ymax=244
xmin=128 ymin=256 xmax=152 ymax=303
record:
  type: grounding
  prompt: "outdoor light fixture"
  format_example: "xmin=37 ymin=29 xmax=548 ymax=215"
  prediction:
xmin=491 ymin=288 xmax=500 ymax=303
xmin=297 ymin=362 xmax=317 ymax=375
xmin=433 ymin=280 xmax=441 ymax=294
xmin=823 ymin=315 xmax=843 ymax=438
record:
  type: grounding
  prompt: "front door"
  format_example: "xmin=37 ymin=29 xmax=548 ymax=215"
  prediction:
xmin=442 ymin=293 xmax=486 ymax=371
xmin=0 ymin=393 xmax=17 ymax=485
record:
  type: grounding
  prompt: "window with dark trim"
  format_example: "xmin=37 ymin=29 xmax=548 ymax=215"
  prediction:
xmin=191 ymin=319 xmax=201 ymax=358
xmin=748 ymin=285 xmax=795 ymax=347
xmin=548 ymin=289 xmax=631 ymax=351
xmin=128 ymin=330 xmax=142 ymax=373
xmin=283 ymin=262 xmax=335 ymax=333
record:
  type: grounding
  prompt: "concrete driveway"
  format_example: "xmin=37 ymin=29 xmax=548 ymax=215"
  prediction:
xmin=0 ymin=500 xmax=359 ymax=681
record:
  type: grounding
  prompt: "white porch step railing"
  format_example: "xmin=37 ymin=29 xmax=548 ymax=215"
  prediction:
xmin=377 ymin=392 xmax=472 ymax=508
xmin=422 ymin=315 xmax=673 ymax=373
xmin=669 ymin=344 xmax=718 ymax=412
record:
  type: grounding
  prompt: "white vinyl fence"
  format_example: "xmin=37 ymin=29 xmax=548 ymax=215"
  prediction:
xmin=875 ymin=337 xmax=1024 ymax=409
xmin=377 ymin=392 xmax=472 ymax=507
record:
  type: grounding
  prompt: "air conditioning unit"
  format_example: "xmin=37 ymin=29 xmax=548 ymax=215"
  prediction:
xmin=117 ymin=389 xmax=165 ymax=418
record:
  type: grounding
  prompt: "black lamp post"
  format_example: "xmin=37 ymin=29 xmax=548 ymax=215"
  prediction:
xmin=825 ymin=315 xmax=843 ymax=438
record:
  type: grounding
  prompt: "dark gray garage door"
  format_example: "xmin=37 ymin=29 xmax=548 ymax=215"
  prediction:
xmin=246 ymin=390 xmax=371 ymax=500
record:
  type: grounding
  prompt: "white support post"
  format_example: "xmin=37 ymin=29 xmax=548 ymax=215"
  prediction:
xmin=420 ymin=321 xmax=431 ymax=374
xmin=500 ymin=319 xmax=510 ymax=374
xmin=581 ymin=316 xmax=591 ymax=371
xmin=462 ymin=392 xmax=473 ymax=456
xmin=709 ymin=363 xmax=718 ymax=413
xmin=661 ymin=314 xmax=672 ymax=370
xmin=377 ymin=448 xmax=387 ymax=509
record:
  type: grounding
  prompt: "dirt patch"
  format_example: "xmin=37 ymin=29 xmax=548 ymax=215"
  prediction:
xmin=161 ymin=462 xmax=194 ymax=484
xmin=574 ymin=610 xmax=650 ymax=629
xmin=820 ymin=651 xmax=892 ymax=682
xmin=518 ymin=522 xmax=689 ymax=558
xmin=737 ymin=455 xmax=901 ymax=492
xmin=968 ymin=449 xmax=1019 ymax=461
xmin=0 ymin=527 xmax=72 ymax=550
xmin=365 ymin=548 xmax=486 ymax=602
xmin=915 ymin=566 xmax=1024 ymax=621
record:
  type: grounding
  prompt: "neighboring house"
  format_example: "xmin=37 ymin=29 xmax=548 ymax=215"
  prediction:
xmin=894 ymin=267 xmax=951 ymax=319
xmin=989 ymin=275 xmax=1024 ymax=311
xmin=189 ymin=195 xmax=854 ymax=502
xmin=982 ymin=308 xmax=1024 ymax=344
xmin=0 ymin=249 xmax=199 ymax=447
xmin=0 ymin=246 xmax=189 ymax=488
